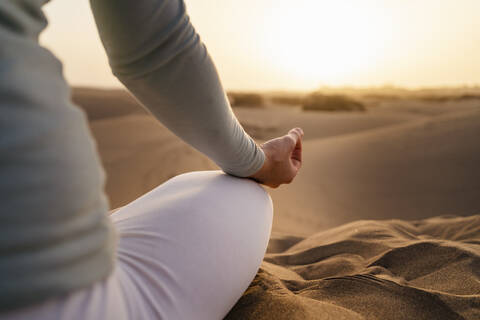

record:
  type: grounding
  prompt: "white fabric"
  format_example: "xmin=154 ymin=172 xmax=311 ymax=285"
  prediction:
xmin=2 ymin=171 xmax=273 ymax=320
xmin=1 ymin=0 xmax=264 ymax=309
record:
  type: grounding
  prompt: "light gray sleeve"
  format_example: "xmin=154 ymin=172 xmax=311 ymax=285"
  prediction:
xmin=89 ymin=0 xmax=265 ymax=177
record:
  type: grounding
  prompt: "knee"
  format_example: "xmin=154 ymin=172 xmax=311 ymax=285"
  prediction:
xmin=165 ymin=170 xmax=273 ymax=230
xmin=175 ymin=171 xmax=272 ymax=213
xmin=177 ymin=171 xmax=273 ymax=261
xmin=220 ymin=172 xmax=273 ymax=221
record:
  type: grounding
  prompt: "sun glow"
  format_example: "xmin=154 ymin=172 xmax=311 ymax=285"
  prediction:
xmin=41 ymin=0 xmax=480 ymax=90
xmin=260 ymin=1 xmax=390 ymax=88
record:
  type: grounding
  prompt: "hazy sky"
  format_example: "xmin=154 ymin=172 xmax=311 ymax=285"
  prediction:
xmin=41 ymin=0 xmax=480 ymax=91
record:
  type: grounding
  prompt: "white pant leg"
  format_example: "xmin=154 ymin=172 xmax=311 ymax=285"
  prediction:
xmin=1 ymin=171 xmax=272 ymax=320
xmin=0 ymin=269 xmax=129 ymax=320
xmin=112 ymin=171 xmax=273 ymax=320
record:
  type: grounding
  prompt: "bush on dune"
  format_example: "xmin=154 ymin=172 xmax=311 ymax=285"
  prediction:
xmin=414 ymin=93 xmax=480 ymax=103
xmin=361 ymin=93 xmax=402 ymax=101
xmin=270 ymin=95 xmax=305 ymax=106
xmin=228 ymin=92 xmax=265 ymax=108
xmin=303 ymin=92 xmax=366 ymax=112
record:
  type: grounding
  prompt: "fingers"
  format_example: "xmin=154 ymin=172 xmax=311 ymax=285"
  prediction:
xmin=291 ymin=137 xmax=302 ymax=167
xmin=288 ymin=128 xmax=303 ymax=170
xmin=287 ymin=127 xmax=304 ymax=144
xmin=283 ymin=128 xmax=304 ymax=152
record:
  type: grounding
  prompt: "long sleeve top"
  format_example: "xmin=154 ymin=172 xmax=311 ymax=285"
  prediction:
xmin=0 ymin=0 xmax=264 ymax=312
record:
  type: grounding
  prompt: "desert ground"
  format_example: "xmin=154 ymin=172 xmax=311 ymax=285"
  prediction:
xmin=74 ymin=87 xmax=480 ymax=319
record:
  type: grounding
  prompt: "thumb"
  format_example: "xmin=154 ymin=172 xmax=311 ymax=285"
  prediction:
xmin=288 ymin=128 xmax=303 ymax=169
xmin=287 ymin=128 xmax=303 ymax=145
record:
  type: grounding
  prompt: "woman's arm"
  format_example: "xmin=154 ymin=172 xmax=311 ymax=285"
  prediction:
xmin=89 ymin=0 xmax=264 ymax=177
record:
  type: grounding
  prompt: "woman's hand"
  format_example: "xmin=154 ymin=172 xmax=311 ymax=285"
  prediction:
xmin=249 ymin=128 xmax=304 ymax=188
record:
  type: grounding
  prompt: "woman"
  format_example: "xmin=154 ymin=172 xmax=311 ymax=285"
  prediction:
xmin=0 ymin=0 xmax=303 ymax=319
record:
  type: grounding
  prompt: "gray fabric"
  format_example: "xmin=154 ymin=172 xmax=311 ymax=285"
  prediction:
xmin=0 ymin=0 xmax=264 ymax=312
xmin=89 ymin=0 xmax=265 ymax=176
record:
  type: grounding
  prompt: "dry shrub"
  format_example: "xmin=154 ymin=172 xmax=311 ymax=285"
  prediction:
xmin=303 ymin=92 xmax=365 ymax=112
xmin=415 ymin=93 xmax=480 ymax=102
xmin=270 ymin=95 xmax=305 ymax=106
xmin=361 ymin=93 xmax=402 ymax=101
xmin=456 ymin=94 xmax=480 ymax=101
xmin=228 ymin=92 xmax=264 ymax=108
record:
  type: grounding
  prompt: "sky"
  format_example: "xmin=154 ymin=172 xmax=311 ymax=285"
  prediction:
xmin=41 ymin=0 xmax=480 ymax=91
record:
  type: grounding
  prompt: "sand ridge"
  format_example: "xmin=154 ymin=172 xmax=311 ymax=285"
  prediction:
xmin=226 ymin=215 xmax=480 ymax=319
xmin=269 ymin=108 xmax=480 ymax=234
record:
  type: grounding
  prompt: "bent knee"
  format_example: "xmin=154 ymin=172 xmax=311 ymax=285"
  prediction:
xmin=176 ymin=171 xmax=272 ymax=211
xmin=170 ymin=170 xmax=269 ymax=195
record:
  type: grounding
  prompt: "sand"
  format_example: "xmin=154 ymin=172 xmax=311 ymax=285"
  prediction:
xmin=74 ymin=87 xmax=480 ymax=319
xmin=269 ymin=109 xmax=480 ymax=235
xmin=227 ymin=215 xmax=480 ymax=319
xmin=89 ymin=114 xmax=216 ymax=207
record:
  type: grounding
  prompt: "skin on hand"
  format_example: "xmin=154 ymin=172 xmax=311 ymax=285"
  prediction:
xmin=249 ymin=127 xmax=304 ymax=188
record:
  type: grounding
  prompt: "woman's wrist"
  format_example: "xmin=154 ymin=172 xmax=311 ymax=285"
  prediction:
xmin=247 ymin=128 xmax=303 ymax=188
xmin=248 ymin=152 xmax=270 ymax=183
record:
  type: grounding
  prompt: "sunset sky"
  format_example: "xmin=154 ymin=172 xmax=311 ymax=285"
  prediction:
xmin=41 ymin=0 xmax=480 ymax=91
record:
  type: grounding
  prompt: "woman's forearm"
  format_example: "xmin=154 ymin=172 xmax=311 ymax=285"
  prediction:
xmin=90 ymin=0 xmax=264 ymax=177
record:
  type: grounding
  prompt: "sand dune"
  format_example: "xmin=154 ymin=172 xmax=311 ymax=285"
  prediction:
xmin=73 ymin=88 xmax=480 ymax=319
xmin=72 ymin=87 xmax=148 ymax=120
xmin=269 ymin=109 xmax=480 ymax=235
xmin=89 ymin=114 xmax=216 ymax=207
xmin=226 ymin=215 xmax=480 ymax=320
xmin=369 ymin=98 xmax=480 ymax=117
xmin=235 ymin=106 xmax=418 ymax=141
